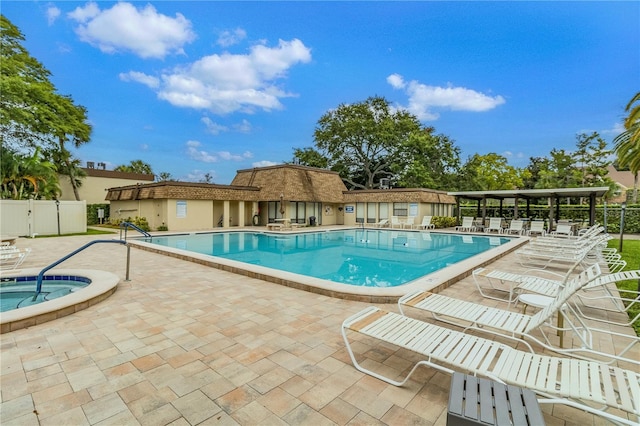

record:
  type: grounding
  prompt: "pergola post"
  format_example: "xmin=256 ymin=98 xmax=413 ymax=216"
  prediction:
xmin=513 ymin=196 xmax=519 ymax=219
xmin=548 ymin=197 xmax=555 ymax=232
xmin=589 ymin=193 xmax=596 ymax=226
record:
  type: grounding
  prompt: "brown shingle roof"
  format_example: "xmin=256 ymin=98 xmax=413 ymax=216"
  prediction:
xmin=232 ymin=165 xmax=347 ymax=202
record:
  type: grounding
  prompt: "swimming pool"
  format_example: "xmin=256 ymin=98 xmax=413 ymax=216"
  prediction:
xmin=148 ymin=229 xmax=513 ymax=287
xmin=0 ymin=275 xmax=91 ymax=312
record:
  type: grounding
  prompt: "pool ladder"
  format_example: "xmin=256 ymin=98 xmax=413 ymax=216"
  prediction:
xmin=34 ymin=239 xmax=130 ymax=299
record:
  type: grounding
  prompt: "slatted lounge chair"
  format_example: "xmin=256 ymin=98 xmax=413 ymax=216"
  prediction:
xmin=398 ymin=263 xmax=640 ymax=366
xmin=515 ymin=268 xmax=640 ymax=328
xmin=476 ymin=263 xmax=638 ymax=326
xmin=368 ymin=219 xmax=388 ymax=228
xmin=551 ymin=224 xmax=573 ymax=237
xmin=504 ymin=219 xmax=525 ymax=235
xmin=455 ymin=217 xmax=476 ymax=232
xmin=515 ymin=233 xmax=610 ymax=268
xmin=526 ymin=220 xmax=546 ymax=236
xmin=390 ymin=216 xmax=402 ymax=229
xmin=0 ymin=246 xmax=31 ymax=270
xmin=342 ymin=307 xmax=640 ymax=426
xmin=417 ymin=216 xmax=435 ymax=229
xmin=485 ymin=218 xmax=503 ymax=234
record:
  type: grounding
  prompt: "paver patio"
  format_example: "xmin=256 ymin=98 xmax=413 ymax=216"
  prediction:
xmin=1 ymin=232 xmax=638 ymax=425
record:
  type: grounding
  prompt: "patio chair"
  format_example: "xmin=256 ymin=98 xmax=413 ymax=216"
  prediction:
xmin=526 ymin=220 xmax=546 ymax=237
xmin=484 ymin=218 xmax=503 ymax=234
xmin=417 ymin=216 xmax=435 ymax=230
xmin=0 ymin=246 xmax=31 ymax=270
xmin=455 ymin=217 xmax=476 ymax=232
xmin=403 ymin=216 xmax=415 ymax=229
xmin=504 ymin=219 xmax=525 ymax=235
xmin=398 ymin=263 xmax=640 ymax=366
xmin=390 ymin=216 xmax=402 ymax=229
xmin=342 ymin=307 xmax=640 ymax=426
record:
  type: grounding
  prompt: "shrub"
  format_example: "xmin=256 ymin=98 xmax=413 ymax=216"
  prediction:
xmin=433 ymin=216 xmax=456 ymax=228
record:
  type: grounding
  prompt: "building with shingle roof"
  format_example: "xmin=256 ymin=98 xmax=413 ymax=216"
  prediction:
xmin=105 ymin=164 xmax=456 ymax=231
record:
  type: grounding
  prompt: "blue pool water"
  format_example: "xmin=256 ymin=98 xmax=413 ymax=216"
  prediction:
xmin=0 ymin=276 xmax=91 ymax=312
xmin=149 ymin=230 xmax=511 ymax=287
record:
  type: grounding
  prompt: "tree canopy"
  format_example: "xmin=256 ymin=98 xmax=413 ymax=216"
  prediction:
xmin=114 ymin=160 xmax=154 ymax=175
xmin=0 ymin=15 xmax=91 ymax=152
xmin=296 ymin=96 xmax=461 ymax=190
xmin=1 ymin=15 xmax=92 ymax=200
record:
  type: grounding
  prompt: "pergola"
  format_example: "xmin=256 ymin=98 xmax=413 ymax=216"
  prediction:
xmin=448 ymin=187 xmax=610 ymax=230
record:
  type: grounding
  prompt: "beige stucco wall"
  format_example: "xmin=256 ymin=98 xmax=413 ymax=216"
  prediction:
xmin=58 ymin=175 xmax=153 ymax=204
xmin=341 ymin=201 xmax=454 ymax=226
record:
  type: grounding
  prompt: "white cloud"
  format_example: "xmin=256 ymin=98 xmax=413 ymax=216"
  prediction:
xmin=600 ymin=122 xmax=625 ymax=137
xmin=218 ymin=151 xmax=253 ymax=161
xmin=119 ymin=71 xmax=160 ymax=88
xmin=201 ymin=117 xmax=229 ymax=135
xmin=68 ymin=2 xmax=195 ymax=59
xmin=186 ymin=140 xmax=253 ymax=163
xmin=47 ymin=6 xmax=61 ymax=25
xmin=252 ymin=160 xmax=279 ymax=168
xmin=185 ymin=169 xmax=218 ymax=182
xmin=129 ymin=38 xmax=311 ymax=114
xmin=387 ymin=74 xmax=506 ymax=121
xmin=233 ymin=119 xmax=252 ymax=133
xmin=217 ymin=28 xmax=247 ymax=47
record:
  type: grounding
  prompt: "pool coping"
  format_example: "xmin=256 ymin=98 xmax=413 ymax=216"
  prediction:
xmin=128 ymin=229 xmax=529 ymax=303
xmin=0 ymin=268 xmax=120 ymax=333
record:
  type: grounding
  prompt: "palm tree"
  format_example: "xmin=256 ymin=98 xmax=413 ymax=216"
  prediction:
xmin=613 ymin=92 xmax=640 ymax=202
xmin=1 ymin=147 xmax=59 ymax=199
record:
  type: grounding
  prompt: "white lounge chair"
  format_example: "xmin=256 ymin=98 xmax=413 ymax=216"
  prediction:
xmin=455 ymin=217 xmax=476 ymax=232
xmin=526 ymin=220 xmax=546 ymax=236
xmin=390 ymin=216 xmax=402 ymax=229
xmin=514 ymin=268 xmax=640 ymax=327
xmin=551 ymin=223 xmax=573 ymax=237
xmin=370 ymin=219 xmax=388 ymax=228
xmin=398 ymin=263 xmax=640 ymax=366
xmin=504 ymin=219 xmax=525 ymax=235
xmin=342 ymin=307 xmax=640 ymax=426
xmin=417 ymin=216 xmax=435 ymax=230
xmin=484 ymin=218 xmax=503 ymax=234
xmin=515 ymin=233 xmax=610 ymax=268
xmin=0 ymin=246 xmax=31 ymax=270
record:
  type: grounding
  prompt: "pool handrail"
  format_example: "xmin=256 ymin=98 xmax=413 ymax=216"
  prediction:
xmin=119 ymin=222 xmax=152 ymax=241
xmin=34 ymin=239 xmax=127 ymax=297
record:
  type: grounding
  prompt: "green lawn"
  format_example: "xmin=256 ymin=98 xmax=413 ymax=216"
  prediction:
xmin=35 ymin=228 xmax=116 ymax=238
xmin=606 ymin=238 xmax=640 ymax=335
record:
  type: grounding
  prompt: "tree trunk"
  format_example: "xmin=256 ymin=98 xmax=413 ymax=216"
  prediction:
xmin=633 ymin=172 xmax=638 ymax=203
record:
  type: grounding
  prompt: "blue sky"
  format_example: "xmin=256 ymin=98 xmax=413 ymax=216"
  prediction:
xmin=5 ymin=1 xmax=639 ymax=184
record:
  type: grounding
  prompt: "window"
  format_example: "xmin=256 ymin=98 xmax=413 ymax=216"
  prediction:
xmin=393 ymin=202 xmax=408 ymax=217
xmin=379 ymin=203 xmax=389 ymax=220
xmin=356 ymin=202 xmax=365 ymax=223
xmin=366 ymin=203 xmax=376 ymax=223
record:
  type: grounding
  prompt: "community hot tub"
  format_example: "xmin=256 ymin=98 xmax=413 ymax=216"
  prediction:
xmin=0 ymin=268 xmax=120 ymax=333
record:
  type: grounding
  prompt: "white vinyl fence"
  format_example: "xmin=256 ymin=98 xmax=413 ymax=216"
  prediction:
xmin=0 ymin=199 xmax=87 ymax=237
